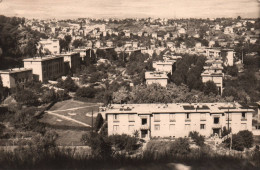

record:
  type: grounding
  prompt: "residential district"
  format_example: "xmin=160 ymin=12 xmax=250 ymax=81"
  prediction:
xmin=0 ymin=15 xmax=260 ymax=169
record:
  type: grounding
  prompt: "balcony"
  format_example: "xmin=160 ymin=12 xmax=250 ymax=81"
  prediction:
xmin=212 ymin=124 xmax=222 ymax=129
xmin=185 ymin=119 xmax=191 ymax=122
xmin=140 ymin=124 xmax=150 ymax=130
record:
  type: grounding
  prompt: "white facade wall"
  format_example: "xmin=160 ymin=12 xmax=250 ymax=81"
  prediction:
xmin=146 ymin=79 xmax=168 ymax=87
xmin=24 ymin=61 xmax=43 ymax=81
xmin=107 ymin=111 xmax=253 ymax=139
xmin=0 ymin=74 xmax=11 ymax=88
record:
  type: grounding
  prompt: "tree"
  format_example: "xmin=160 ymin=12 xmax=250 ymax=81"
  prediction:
xmin=62 ymin=76 xmax=78 ymax=92
xmin=14 ymin=89 xmax=39 ymax=106
xmin=76 ymin=87 xmax=96 ymax=98
xmin=203 ymin=81 xmax=218 ymax=95
xmin=81 ymin=132 xmax=112 ymax=158
xmin=41 ymin=89 xmax=57 ymax=103
xmin=237 ymin=130 xmax=254 ymax=148
xmin=94 ymin=113 xmax=104 ymax=132
xmin=112 ymin=87 xmax=129 ymax=104
xmin=72 ymin=39 xmax=84 ymax=48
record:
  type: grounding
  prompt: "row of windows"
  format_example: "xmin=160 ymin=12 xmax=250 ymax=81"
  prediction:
xmin=113 ymin=113 xmax=247 ymax=122
xmin=113 ymin=123 xmax=248 ymax=132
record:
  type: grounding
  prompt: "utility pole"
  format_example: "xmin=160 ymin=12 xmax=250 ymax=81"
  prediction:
xmin=91 ymin=109 xmax=93 ymax=133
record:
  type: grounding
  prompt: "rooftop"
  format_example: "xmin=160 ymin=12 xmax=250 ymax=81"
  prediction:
xmin=0 ymin=67 xmax=32 ymax=74
xmin=102 ymin=103 xmax=254 ymax=114
xmin=145 ymin=71 xmax=168 ymax=79
xmin=23 ymin=55 xmax=64 ymax=62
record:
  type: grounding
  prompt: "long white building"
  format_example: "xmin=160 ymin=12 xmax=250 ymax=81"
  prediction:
xmin=102 ymin=103 xmax=253 ymax=140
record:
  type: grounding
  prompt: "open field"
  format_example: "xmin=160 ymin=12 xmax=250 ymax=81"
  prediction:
xmin=40 ymin=99 xmax=103 ymax=146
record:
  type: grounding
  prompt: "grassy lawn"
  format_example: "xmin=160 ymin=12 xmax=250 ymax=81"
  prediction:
xmin=39 ymin=99 xmax=103 ymax=146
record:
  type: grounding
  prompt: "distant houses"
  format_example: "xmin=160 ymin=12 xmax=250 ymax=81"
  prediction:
xmin=145 ymin=71 xmax=168 ymax=87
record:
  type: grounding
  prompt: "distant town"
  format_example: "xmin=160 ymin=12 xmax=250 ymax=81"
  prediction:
xmin=0 ymin=15 xmax=260 ymax=169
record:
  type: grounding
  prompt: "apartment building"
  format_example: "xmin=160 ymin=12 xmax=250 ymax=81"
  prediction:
xmin=201 ymin=59 xmax=224 ymax=95
xmin=145 ymin=71 xmax=168 ymax=87
xmin=152 ymin=61 xmax=175 ymax=74
xmin=103 ymin=103 xmax=253 ymax=139
xmin=56 ymin=52 xmax=81 ymax=74
xmin=221 ymin=49 xmax=234 ymax=66
xmin=23 ymin=55 xmax=64 ymax=82
xmin=0 ymin=68 xmax=33 ymax=88
xmin=38 ymin=39 xmax=60 ymax=54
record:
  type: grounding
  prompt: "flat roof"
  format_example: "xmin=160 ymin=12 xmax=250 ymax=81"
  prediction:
xmin=103 ymin=103 xmax=254 ymax=114
xmin=0 ymin=68 xmax=32 ymax=74
xmin=23 ymin=55 xmax=64 ymax=62
xmin=56 ymin=52 xmax=79 ymax=56
xmin=145 ymin=71 xmax=168 ymax=79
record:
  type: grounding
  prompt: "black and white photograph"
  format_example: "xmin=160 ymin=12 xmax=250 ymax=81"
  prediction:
xmin=0 ymin=0 xmax=260 ymax=169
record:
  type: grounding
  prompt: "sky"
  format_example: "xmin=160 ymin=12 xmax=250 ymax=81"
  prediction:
xmin=0 ymin=0 xmax=259 ymax=19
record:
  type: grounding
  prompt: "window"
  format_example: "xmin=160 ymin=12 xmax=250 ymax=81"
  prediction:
xmin=185 ymin=124 xmax=191 ymax=130
xmin=214 ymin=117 xmax=219 ymax=124
xmin=142 ymin=118 xmax=147 ymax=125
xmin=113 ymin=125 xmax=119 ymax=131
xmin=200 ymin=113 xmax=206 ymax=121
xmin=169 ymin=114 xmax=176 ymax=122
xmin=154 ymin=124 xmax=160 ymax=131
xmin=226 ymin=113 xmax=232 ymax=121
xmin=128 ymin=114 xmax=135 ymax=122
xmin=241 ymin=112 xmax=246 ymax=120
xmin=186 ymin=113 xmax=190 ymax=119
xmin=128 ymin=125 xmax=134 ymax=131
xmin=113 ymin=114 xmax=118 ymax=120
xmin=154 ymin=114 xmax=160 ymax=122
xmin=241 ymin=123 xmax=247 ymax=130
xmin=200 ymin=124 xmax=206 ymax=129
xmin=169 ymin=124 xmax=175 ymax=131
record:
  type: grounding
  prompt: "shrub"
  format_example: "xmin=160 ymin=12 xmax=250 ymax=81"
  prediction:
xmin=76 ymin=87 xmax=96 ymax=98
xmin=189 ymin=131 xmax=205 ymax=147
xmin=109 ymin=134 xmax=139 ymax=152
xmin=14 ymin=89 xmax=39 ymax=106
xmin=41 ymin=89 xmax=57 ymax=103
xmin=231 ymin=134 xmax=245 ymax=151
xmin=81 ymin=132 xmax=112 ymax=158
xmin=237 ymin=130 xmax=254 ymax=148
xmin=169 ymin=137 xmax=190 ymax=155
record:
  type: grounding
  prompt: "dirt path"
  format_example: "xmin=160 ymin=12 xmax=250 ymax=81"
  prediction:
xmin=46 ymin=111 xmax=91 ymax=127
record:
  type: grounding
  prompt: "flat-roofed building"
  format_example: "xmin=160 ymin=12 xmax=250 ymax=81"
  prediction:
xmin=153 ymin=61 xmax=175 ymax=74
xmin=102 ymin=103 xmax=253 ymax=139
xmin=56 ymin=52 xmax=81 ymax=74
xmin=201 ymin=59 xmax=224 ymax=95
xmin=205 ymin=48 xmax=221 ymax=58
xmin=38 ymin=39 xmax=60 ymax=54
xmin=145 ymin=71 xmax=168 ymax=87
xmin=23 ymin=55 xmax=64 ymax=82
xmin=0 ymin=68 xmax=33 ymax=88
xmin=221 ymin=49 xmax=234 ymax=66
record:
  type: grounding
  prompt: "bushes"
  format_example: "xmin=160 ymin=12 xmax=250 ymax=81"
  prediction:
xmin=169 ymin=137 xmax=191 ymax=155
xmin=189 ymin=131 xmax=205 ymax=147
xmin=224 ymin=130 xmax=254 ymax=151
xmin=81 ymin=132 xmax=112 ymax=158
xmin=76 ymin=87 xmax=96 ymax=98
xmin=237 ymin=130 xmax=254 ymax=148
xmin=14 ymin=89 xmax=39 ymax=106
xmin=108 ymin=134 xmax=139 ymax=152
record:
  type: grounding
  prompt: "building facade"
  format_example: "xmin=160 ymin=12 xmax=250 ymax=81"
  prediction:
xmin=0 ymin=68 xmax=33 ymax=88
xmin=153 ymin=61 xmax=174 ymax=74
xmin=38 ymin=39 xmax=60 ymax=54
xmin=56 ymin=52 xmax=81 ymax=74
xmin=145 ymin=71 xmax=168 ymax=87
xmin=103 ymin=103 xmax=253 ymax=139
xmin=23 ymin=56 xmax=64 ymax=82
